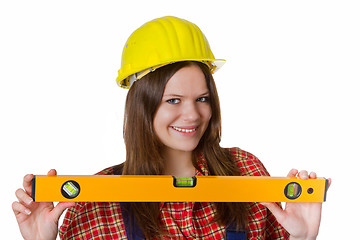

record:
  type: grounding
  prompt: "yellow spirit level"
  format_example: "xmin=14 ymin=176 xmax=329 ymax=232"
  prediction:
xmin=31 ymin=175 xmax=328 ymax=202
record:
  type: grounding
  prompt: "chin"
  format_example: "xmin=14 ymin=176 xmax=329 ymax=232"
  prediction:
xmin=169 ymin=143 xmax=199 ymax=153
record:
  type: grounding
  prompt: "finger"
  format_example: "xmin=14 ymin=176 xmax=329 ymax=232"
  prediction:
xmin=23 ymin=174 xmax=34 ymax=195
xmin=261 ymin=202 xmax=285 ymax=223
xmin=47 ymin=169 xmax=57 ymax=176
xmin=287 ymin=169 xmax=298 ymax=177
xmin=12 ymin=201 xmax=31 ymax=216
xmin=327 ymin=178 xmax=332 ymax=189
xmin=309 ymin=171 xmax=317 ymax=179
xmin=15 ymin=188 xmax=33 ymax=206
xmin=298 ymin=170 xmax=309 ymax=180
xmin=51 ymin=202 xmax=76 ymax=221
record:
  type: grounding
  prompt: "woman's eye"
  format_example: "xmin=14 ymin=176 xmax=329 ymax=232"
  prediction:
xmin=166 ymin=98 xmax=180 ymax=104
xmin=197 ymin=96 xmax=209 ymax=102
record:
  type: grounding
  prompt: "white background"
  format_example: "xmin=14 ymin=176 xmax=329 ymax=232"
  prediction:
xmin=1 ymin=0 xmax=359 ymax=239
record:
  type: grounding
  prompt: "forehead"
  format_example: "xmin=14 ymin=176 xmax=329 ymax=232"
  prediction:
xmin=163 ymin=65 xmax=208 ymax=95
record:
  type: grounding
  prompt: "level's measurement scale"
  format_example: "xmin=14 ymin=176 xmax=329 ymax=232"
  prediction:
xmin=32 ymin=175 xmax=328 ymax=202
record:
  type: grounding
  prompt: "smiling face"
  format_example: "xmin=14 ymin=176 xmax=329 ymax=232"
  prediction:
xmin=153 ymin=64 xmax=212 ymax=154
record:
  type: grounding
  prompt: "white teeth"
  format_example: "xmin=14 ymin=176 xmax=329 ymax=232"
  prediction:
xmin=172 ymin=126 xmax=197 ymax=133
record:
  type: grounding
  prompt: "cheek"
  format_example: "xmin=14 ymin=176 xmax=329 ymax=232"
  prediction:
xmin=201 ymin=106 xmax=212 ymax=123
xmin=153 ymin=107 xmax=177 ymax=131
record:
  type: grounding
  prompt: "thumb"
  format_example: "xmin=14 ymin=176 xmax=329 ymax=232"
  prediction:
xmin=51 ymin=202 xmax=76 ymax=221
xmin=261 ymin=202 xmax=285 ymax=223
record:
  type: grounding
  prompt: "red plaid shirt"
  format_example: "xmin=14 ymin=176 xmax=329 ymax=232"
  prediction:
xmin=59 ymin=148 xmax=289 ymax=239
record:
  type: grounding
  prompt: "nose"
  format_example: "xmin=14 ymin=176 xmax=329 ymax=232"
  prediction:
xmin=181 ymin=102 xmax=200 ymax=122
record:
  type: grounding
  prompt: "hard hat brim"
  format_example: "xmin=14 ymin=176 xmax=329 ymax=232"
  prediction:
xmin=117 ymin=59 xmax=225 ymax=89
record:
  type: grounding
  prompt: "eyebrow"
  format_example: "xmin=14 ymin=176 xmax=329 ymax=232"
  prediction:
xmin=163 ymin=91 xmax=210 ymax=98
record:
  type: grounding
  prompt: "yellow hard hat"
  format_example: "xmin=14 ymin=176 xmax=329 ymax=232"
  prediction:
xmin=116 ymin=16 xmax=225 ymax=89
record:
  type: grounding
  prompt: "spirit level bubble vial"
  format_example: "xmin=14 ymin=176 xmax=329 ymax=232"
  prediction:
xmin=61 ymin=180 xmax=80 ymax=199
xmin=31 ymin=175 xmax=329 ymax=202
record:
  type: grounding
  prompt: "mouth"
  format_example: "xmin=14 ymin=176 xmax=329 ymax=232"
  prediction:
xmin=171 ymin=126 xmax=198 ymax=133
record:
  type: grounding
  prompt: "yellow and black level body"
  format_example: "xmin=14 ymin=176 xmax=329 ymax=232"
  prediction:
xmin=31 ymin=175 xmax=328 ymax=203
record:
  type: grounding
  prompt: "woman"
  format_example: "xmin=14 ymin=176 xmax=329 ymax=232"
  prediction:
xmin=13 ymin=16 xmax=328 ymax=240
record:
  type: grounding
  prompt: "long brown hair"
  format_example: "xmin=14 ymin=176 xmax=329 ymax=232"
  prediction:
xmin=122 ymin=61 xmax=248 ymax=238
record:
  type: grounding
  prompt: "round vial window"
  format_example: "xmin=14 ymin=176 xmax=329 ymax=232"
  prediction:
xmin=284 ymin=182 xmax=302 ymax=200
xmin=61 ymin=180 xmax=80 ymax=199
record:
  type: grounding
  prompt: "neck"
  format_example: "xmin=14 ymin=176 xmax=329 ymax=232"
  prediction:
xmin=162 ymin=149 xmax=196 ymax=178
